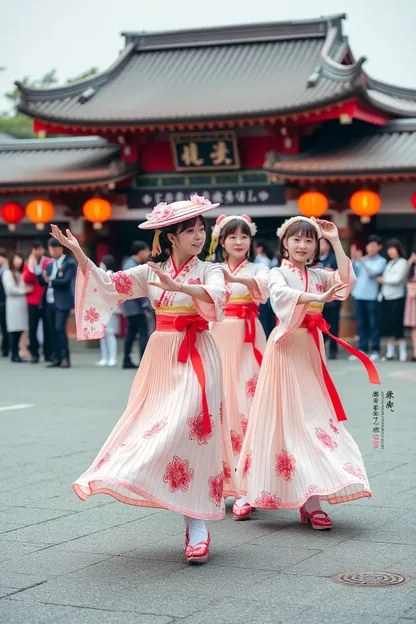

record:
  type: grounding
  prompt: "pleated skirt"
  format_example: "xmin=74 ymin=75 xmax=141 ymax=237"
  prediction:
xmin=236 ymin=327 xmax=372 ymax=509
xmin=73 ymin=329 xmax=237 ymax=519
xmin=210 ymin=317 xmax=266 ymax=461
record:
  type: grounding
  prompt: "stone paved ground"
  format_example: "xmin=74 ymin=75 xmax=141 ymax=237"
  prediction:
xmin=0 ymin=347 xmax=415 ymax=624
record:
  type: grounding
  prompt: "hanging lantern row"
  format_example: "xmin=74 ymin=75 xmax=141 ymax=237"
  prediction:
xmin=0 ymin=199 xmax=55 ymax=231
xmin=0 ymin=197 xmax=113 ymax=231
xmin=297 ymin=190 xmax=383 ymax=223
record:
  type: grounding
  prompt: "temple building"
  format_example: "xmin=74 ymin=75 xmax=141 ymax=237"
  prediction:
xmin=1 ymin=13 xmax=415 ymax=280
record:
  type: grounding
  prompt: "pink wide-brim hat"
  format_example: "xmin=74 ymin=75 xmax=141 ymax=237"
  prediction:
xmin=138 ymin=194 xmax=219 ymax=230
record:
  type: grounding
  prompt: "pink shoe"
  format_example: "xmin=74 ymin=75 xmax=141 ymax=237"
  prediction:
xmin=300 ymin=506 xmax=332 ymax=530
xmin=185 ymin=532 xmax=211 ymax=564
xmin=232 ymin=502 xmax=252 ymax=520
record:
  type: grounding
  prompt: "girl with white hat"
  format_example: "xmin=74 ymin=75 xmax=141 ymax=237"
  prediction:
xmin=49 ymin=194 xmax=238 ymax=564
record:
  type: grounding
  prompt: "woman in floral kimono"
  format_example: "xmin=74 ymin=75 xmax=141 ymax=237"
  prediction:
xmin=49 ymin=195 xmax=238 ymax=564
xmin=236 ymin=216 xmax=380 ymax=530
xmin=208 ymin=214 xmax=269 ymax=520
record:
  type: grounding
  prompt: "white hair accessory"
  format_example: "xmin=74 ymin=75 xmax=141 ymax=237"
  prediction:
xmin=212 ymin=214 xmax=257 ymax=239
xmin=276 ymin=216 xmax=321 ymax=240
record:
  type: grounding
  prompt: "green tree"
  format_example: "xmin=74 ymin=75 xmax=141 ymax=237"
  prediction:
xmin=1 ymin=68 xmax=98 ymax=139
xmin=0 ymin=112 xmax=34 ymax=139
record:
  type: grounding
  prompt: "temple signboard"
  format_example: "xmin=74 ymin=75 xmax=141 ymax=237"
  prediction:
xmin=171 ymin=132 xmax=240 ymax=171
xmin=127 ymin=185 xmax=285 ymax=208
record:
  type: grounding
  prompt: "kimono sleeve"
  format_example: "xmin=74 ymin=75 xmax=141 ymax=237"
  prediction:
xmin=75 ymin=259 xmax=149 ymax=341
xmin=193 ymin=263 xmax=230 ymax=322
xmin=269 ymin=268 xmax=308 ymax=343
xmin=250 ymin=263 xmax=270 ymax=304
xmin=315 ymin=259 xmax=356 ymax=301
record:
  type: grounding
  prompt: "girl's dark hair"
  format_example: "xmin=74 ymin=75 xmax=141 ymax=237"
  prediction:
xmin=386 ymin=238 xmax=406 ymax=259
xmin=9 ymin=253 xmax=24 ymax=272
xmin=101 ymin=254 xmax=117 ymax=272
xmin=9 ymin=253 xmax=24 ymax=283
xmin=214 ymin=218 xmax=255 ymax=263
xmin=151 ymin=216 xmax=207 ymax=263
xmin=277 ymin=220 xmax=320 ymax=265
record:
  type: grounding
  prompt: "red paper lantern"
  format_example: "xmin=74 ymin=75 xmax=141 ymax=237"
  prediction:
xmin=83 ymin=198 xmax=112 ymax=230
xmin=297 ymin=192 xmax=328 ymax=218
xmin=350 ymin=190 xmax=381 ymax=223
xmin=26 ymin=199 xmax=54 ymax=230
xmin=0 ymin=202 xmax=25 ymax=231
xmin=411 ymin=192 xmax=416 ymax=210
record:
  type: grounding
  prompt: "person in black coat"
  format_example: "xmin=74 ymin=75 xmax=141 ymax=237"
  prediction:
xmin=37 ymin=238 xmax=76 ymax=368
xmin=314 ymin=238 xmax=341 ymax=360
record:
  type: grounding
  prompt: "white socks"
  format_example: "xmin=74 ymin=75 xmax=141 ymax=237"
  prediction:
xmin=303 ymin=495 xmax=322 ymax=514
xmin=386 ymin=342 xmax=408 ymax=361
xmin=235 ymin=495 xmax=249 ymax=508
xmin=399 ymin=342 xmax=407 ymax=361
xmin=184 ymin=516 xmax=208 ymax=546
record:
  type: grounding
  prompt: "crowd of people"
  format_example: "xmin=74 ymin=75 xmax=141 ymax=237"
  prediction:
xmin=1 ymin=231 xmax=415 ymax=368
xmin=254 ymin=234 xmax=416 ymax=362
xmin=0 ymin=239 xmax=154 ymax=368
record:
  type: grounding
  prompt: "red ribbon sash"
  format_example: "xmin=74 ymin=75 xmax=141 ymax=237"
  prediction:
xmin=225 ymin=303 xmax=263 ymax=366
xmin=156 ymin=314 xmax=211 ymax=434
xmin=300 ymin=313 xmax=381 ymax=422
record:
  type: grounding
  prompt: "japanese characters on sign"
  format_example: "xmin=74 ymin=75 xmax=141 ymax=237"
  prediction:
xmin=372 ymin=390 xmax=393 ymax=450
xmin=372 ymin=391 xmax=381 ymax=449
xmin=171 ymin=132 xmax=240 ymax=171
xmin=127 ymin=185 xmax=285 ymax=209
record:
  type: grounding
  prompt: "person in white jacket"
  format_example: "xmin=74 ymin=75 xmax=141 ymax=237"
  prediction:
xmin=377 ymin=239 xmax=409 ymax=362
xmin=2 ymin=253 xmax=32 ymax=362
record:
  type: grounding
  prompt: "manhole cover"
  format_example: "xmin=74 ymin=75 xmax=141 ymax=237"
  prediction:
xmin=331 ymin=571 xmax=408 ymax=587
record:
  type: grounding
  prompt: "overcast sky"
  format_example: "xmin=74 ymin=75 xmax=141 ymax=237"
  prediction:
xmin=1 ymin=0 xmax=415 ymax=112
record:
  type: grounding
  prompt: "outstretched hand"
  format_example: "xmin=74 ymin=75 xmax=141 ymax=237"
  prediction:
xmin=147 ymin=262 xmax=181 ymax=292
xmin=318 ymin=282 xmax=347 ymax=303
xmin=50 ymin=224 xmax=82 ymax=254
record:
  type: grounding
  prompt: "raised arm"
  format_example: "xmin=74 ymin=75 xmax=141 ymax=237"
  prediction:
xmin=49 ymin=225 xmax=149 ymax=340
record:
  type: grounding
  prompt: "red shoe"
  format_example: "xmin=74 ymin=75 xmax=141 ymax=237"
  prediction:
xmin=232 ymin=502 xmax=252 ymax=520
xmin=300 ymin=506 xmax=332 ymax=530
xmin=185 ymin=532 xmax=211 ymax=564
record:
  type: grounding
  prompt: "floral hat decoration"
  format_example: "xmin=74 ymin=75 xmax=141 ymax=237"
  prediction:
xmin=207 ymin=214 xmax=257 ymax=260
xmin=139 ymin=194 xmax=220 ymax=257
xmin=276 ymin=216 xmax=322 ymax=240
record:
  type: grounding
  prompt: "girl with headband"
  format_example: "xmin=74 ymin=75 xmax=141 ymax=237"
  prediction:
xmin=208 ymin=214 xmax=269 ymax=520
xmin=236 ymin=216 xmax=380 ymax=530
xmin=49 ymin=195 xmax=238 ymax=564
